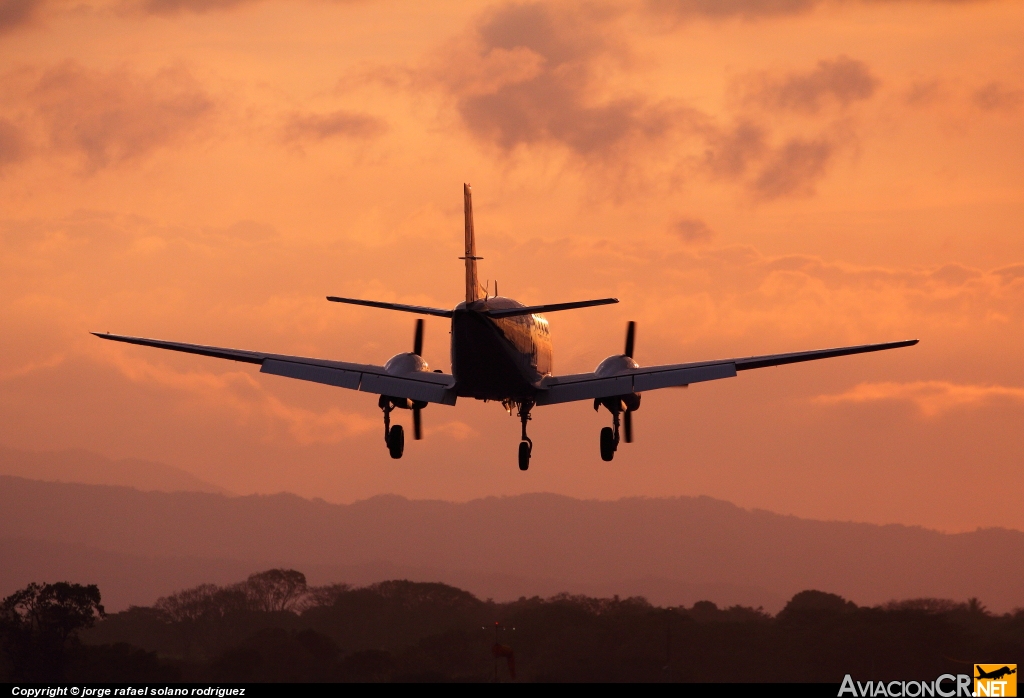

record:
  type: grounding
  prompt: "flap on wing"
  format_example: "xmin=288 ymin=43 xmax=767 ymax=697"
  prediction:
xmin=262 ymin=359 xmax=456 ymax=405
xmin=261 ymin=359 xmax=360 ymax=390
xmin=360 ymin=373 xmax=457 ymax=405
xmin=634 ymin=363 xmax=736 ymax=391
xmin=536 ymin=362 xmax=737 ymax=405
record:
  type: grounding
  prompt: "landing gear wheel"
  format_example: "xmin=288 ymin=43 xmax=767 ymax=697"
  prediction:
xmin=387 ymin=425 xmax=405 ymax=459
xmin=600 ymin=427 xmax=615 ymax=461
xmin=518 ymin=441 xmax=531 ymax=471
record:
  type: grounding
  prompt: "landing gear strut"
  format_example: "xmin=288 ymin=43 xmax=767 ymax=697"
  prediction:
xmin=517 ymin=401 xmax=533 ymax=471
xmin=380 ymin=396 xmax=404 ymax=459
xmin=595 ymin=394 xmax=639 ymax=462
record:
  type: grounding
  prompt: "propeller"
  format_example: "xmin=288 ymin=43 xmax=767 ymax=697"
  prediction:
xmin=624 ymin=321 xmax=636 ymax=443
xmin=413 ymin=319 xmax=424 ymax=440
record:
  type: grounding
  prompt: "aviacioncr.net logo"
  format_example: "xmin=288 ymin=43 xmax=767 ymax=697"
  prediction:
xmin=839 ymin=674 xmax=973 ymax=697
xmin=974 ymin=665 xmax=1017 ymax=697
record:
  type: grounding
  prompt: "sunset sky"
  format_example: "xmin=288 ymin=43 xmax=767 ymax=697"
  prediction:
xmin=1 ymin=0 xmax=1021 ymax=533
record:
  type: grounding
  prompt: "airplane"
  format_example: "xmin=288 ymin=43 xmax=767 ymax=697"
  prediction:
xmin=976 ymin=667 xmax=1016 ymax=681
xmin=94 ymin=184 xmax=918 ymax=471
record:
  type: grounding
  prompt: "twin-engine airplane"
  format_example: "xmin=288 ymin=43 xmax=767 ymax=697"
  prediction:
xmin=95 ymin=184 xmax=918 ymax=470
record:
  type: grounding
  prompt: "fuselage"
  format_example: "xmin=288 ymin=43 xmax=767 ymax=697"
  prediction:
xmin=450 ymin=296 xmax=552 ymax=400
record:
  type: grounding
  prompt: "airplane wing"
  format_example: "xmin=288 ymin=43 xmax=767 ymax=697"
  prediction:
xmin=535 ymin=339 xmax=918 ymax=406
xmin=92 ymin=333 xmax=457 ymax=405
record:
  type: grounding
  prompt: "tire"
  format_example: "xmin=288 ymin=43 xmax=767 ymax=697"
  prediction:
xmin=600 ymin=427 xmax=615 ymax=461
xmin=518 ymin=441 xmax=531 ymax=471
xmin=388 ymin=425 xmax=405 ymax=459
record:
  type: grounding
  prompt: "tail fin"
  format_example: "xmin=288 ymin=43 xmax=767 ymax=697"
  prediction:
xmin=461 ymin=183 xmax=484 ymax=303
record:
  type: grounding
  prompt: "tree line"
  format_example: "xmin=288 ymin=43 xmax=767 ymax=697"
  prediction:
xmin=2 ymin=571 xmax=1021 ymax=682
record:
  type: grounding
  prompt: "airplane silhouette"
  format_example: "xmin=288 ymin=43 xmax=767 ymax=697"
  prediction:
xmin=94 ymin=184 xmax=918 ymax=470
xmin=977 ymin=667 xmax=1017 ymax=681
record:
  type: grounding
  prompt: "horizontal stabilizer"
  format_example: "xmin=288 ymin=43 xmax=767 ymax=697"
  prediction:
xmin=326 ymin=297 xmax=454 ymax=318
xmin=485 ymin=298 xmax=618 ymax=318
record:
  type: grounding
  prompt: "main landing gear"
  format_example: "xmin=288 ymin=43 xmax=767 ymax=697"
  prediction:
xmin=380 ymin=395 xmax=425 ymax=459
xmin=595 ymin=394 xmax=640 ymax=462
xmin=517 ymin=401 xmax=534 ymax=471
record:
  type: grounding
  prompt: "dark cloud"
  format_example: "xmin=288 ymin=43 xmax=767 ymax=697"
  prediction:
xmin=646 ymin=0 xmax=818 ymax=20
xmin=702 ymin=120 xmax=767 ymax=177
xmin=281 ymin=110 xmax=387 ymax=143
xmin=438 ymin=2 xmax=691 ymax=157
xmin=0 ymin=117 xmax=28 ymax=171
xmin=752 ymin=137 xmax=832 ymax=199
xmin=128 ymin=0 xmax=263 ymax=15
xmin=903 ymin=79 xmax=944 ymax=107
xmin=458 ymin=79 xmax=681 ymax=155
xmin=673 ymin=218 xmax=714 ymax=244
xmin=647 ymin=0 xmax=993 ymax=21
xmin=30 ymin=62 xmax=214 ymax=171
xmin=477 ymin=2 xmax=609 ymax=66
xmin=426 ymin=4 xmax=853 ymax=199
xmin=972 ymin=82 xmax=1024 ymax=112
xmin=746 ymin=56 xmax=878 ymax=113
xmin=0 ymin=0 xmax=43 ymax=35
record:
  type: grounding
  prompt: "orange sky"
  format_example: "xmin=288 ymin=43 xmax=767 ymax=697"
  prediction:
xmin=1 ymin=0 xmax=1022 ymax=533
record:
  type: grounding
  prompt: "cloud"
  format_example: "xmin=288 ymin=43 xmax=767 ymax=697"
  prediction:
xmin=429 ymin=2 xmax=694 ymax=158
xmin=646 ymin=0 xmax=993 ymax=21
xmin=751 ymin=136 xmax=833 ymax=199
xmin=814 ymin=381 xmax=1024 ymax=417
xmin=744 ymin=56 xmax=879 ymax=113
xmin=29 ymin=61 xmax=214 ymax=171
xmin=0 ymin=117 xmax=28 ymax=171
xmin=0 ymin=0 xmax=43 ymax=35
xmin=646 ymin=0 xmax=819 ymax=20
xmin=422 ymin=8 xmax=864 ymax=199
xmin=972 ymin=82 xmax=1024 ymax=112
xmin=673 ymin=218 xmax=714 ymax=244
xmin=281 ymin=109 xmax=387 ymax=143
xmin=429 ymin=421 xmax=477 ymax=440
xmin=125 ymin=0 xmax=265 ymax=15
xmin=903 ymin=79 xmax=945 ymax=107
xmin=98 ymin=349 xmax=376 ymax=444
xmin=702 ymin=120 xmax=767 ymax=178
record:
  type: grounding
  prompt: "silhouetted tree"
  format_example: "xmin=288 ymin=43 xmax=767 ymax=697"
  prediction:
xmin=0 ymin=582 xmax=105 ymax=681
xmin=244 ymin=570 xmax=308 ymax=612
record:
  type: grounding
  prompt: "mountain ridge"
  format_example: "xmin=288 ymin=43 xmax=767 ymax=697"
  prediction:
xmin=0 ymin=445 xmax=230 ymax=495
xmin=1 ymin=475 xmax=1020 ymax=613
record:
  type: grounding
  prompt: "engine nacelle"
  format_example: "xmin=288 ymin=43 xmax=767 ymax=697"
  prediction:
xmin=593 ymin=354 xmax=641 ymax=413
xmin=384 ymin=352 xmax=429 ymax=375
xmin=594 ymin=354 xmax=638 ymax=377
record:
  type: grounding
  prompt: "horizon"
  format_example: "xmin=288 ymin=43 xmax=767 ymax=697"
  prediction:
xmin=3 ymin=444 xmax=1020 ymax=536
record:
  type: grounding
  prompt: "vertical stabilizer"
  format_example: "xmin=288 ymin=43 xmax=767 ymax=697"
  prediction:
xmin=462 ymin=183 xmax=483 ymax=302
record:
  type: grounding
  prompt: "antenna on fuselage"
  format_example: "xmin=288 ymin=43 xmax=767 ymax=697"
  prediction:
xmin=460 ymin=183 xmax=484 ymax=303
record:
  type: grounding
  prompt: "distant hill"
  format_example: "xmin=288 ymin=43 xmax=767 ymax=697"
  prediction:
xmin=1 ymin=476 xmax=1021 ymax=613
xmin=0 ymin=445 xmax=230 ymax=495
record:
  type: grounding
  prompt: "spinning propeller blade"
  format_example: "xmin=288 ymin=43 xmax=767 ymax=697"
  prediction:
xmin=625 ymin=321 xmax=636 ymax=443
xmin=413 ymin=318 xmax=424 ymax=439
xmin=413 ymin=319 xmax=424 ymax=357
